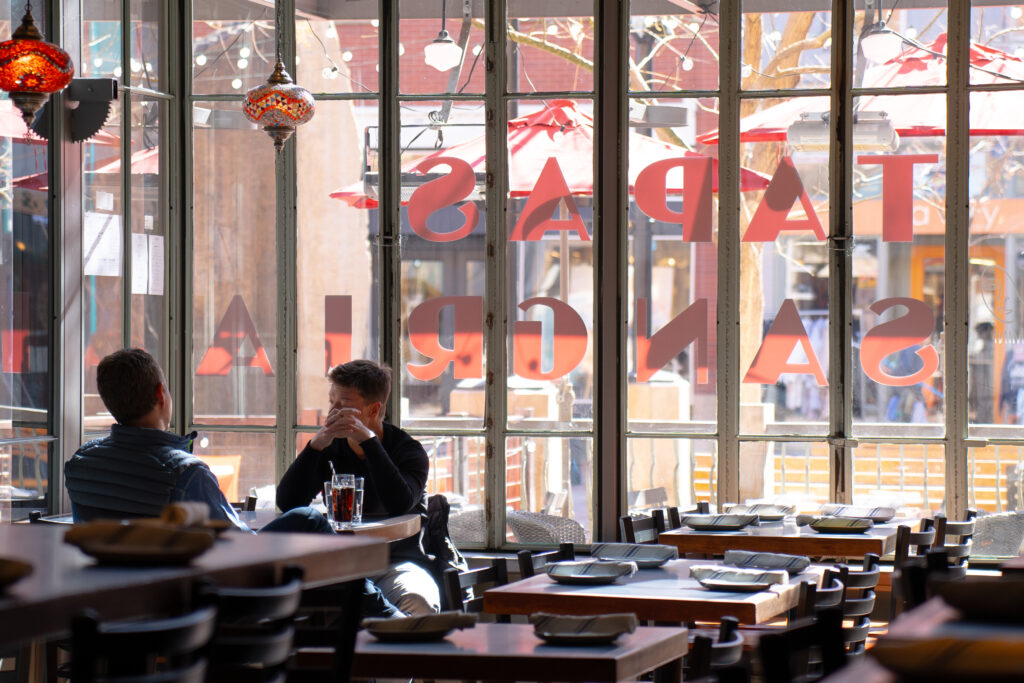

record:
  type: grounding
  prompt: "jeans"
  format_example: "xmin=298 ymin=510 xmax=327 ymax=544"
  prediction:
xmin=258 ymin=506 xmax=401 ymax=619
xmin=372 ymin=561 xmax=441 ymax=616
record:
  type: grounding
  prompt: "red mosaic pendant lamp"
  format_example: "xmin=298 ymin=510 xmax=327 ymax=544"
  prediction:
xmin=241 ymin=0 xmax=314 ymax=152
xmin=0 ymin=1 xmax=74 ymax=126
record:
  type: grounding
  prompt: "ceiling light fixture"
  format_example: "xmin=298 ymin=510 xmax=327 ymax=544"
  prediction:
xmin=242 ymin=0 xmax=315 ymax=152
xmin=0 ymin=1 xmax=74 ymax=125
xmin=860 ymin=21 xmax=906 ymax=64
xmin=424 ymin=1 xmax=464 ymax=72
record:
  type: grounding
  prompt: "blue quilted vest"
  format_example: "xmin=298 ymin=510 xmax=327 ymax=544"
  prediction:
xmin=65 ymin=425 xmax=204 ymax=520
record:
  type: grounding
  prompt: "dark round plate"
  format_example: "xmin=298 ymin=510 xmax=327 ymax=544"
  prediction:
xmin=535 ymin=631 xmax=622 ymax=646
xmin=698 ymin=578 xmax=775 ymax=593
xmin=366 ymin=626 xmax=454 ymax=643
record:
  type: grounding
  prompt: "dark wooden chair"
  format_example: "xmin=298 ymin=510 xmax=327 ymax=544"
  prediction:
xmin=69 ymin=604 xmax=217 ymax=683
xmin=933 ymin=510 xmax=977 ymax=579
xmin=838 ymin=554 xmax=880 ymax=657
xmin=443 ymin=559 xmax=510 ymax=622
xmin=668 ymin=501 xmax=711 ymax=529
xmin=889 ymin=519 xmax=937 ymax=620
xmin=758 ymin=608 xmax=846 ymax=683
xmin=794 ymin=569 xmax=845 ymax=619
xmin=231 ymin=495 xmax=258 ymax=512
xmin=204 ymin=566 xmax=304 ymax=682
xmin=516 ymin=542 xmax=575 ymax=578
xmin=287 ymin=580 xmax=367 ymax=683
xmin=687 ymin=616 xmax=743 ymax=679
xmin=618 ymin=514 xmax=659 ymax=544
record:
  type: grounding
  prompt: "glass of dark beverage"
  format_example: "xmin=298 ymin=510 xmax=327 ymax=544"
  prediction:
xmin=331 ymin=473 xmax=355 ymax=529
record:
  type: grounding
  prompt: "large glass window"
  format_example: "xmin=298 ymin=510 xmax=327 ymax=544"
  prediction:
xmin=171 ymin=0 xmax=1024 ymax=552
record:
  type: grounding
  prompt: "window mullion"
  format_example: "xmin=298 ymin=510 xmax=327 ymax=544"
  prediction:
xmin=379 ymin=0 xmax=401 ymax=422
xmin=716 ymin=0 xmax=741 ymax=507
xmin=828 ymin=0 xmax=854 ymax=503
xmin=276 ymin=0 xmax=299 ymax=483
xmin=484 ymin=0 xmax=508 ymax=549
xmin=946 ymin=0 xmax=971 ymax=518
xmin=594 ymin=0 xmax=628 ymax=542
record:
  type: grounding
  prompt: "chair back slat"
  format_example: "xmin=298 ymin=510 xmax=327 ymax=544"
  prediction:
xmin=618 ymin=514 xmax=659 ymax=544
xmin=516 ymin=543 xmax=575 ymax=578
xmin=443 ymin=560 xmax=510 ymax=622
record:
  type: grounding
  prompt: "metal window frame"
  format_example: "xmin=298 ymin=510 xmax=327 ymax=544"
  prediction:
xmin=162 ymin=1 xmax=998 ymax=543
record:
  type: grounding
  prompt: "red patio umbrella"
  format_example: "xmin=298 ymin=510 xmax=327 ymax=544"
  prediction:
xmin=331 ymin=99 xmax=769 ymax=208
xmin=698 ymin=33 xmax=1024 ymax=145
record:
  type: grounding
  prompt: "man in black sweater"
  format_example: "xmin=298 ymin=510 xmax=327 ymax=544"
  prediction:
xmin=277 ymin=360 xmax=440 ymax=616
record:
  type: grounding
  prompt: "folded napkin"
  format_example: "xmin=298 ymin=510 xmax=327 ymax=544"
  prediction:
xmin=689 ymin=564 xmax=788 ymax=586
xmin=361 ymin=611 xmax=477 ymax=637
xmin=546 ymin=560 xmax=638 ymax=580
xmin=590 ymin=543 xmax=677 ymax=566
xmin=160 ymin=502 xmax=211 ymax=527
xmin=530 ymin=612 xmax=638 ymax=637
xmin=723 ymin=549 xmax=810 ymax=574
xmin=820 ymin=504 xmax=895 ymax=522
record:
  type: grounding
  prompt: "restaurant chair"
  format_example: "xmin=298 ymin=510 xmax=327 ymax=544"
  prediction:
xmin=666 ymin=501 xmax=711 ymax=529
xmin=231 ymin=495 xmax=258 ymax=512
xmin=932 ymin=510 xmax=977 ymax=579
xmin=443 ymin=559 xmax=510 ymax=622
xmin=618 ymin=514 xmax=659 ymax=544
xmin=794 ymin=569 xmax=845 ymax=619
xmin=837 ymin=554 xmax=880 ymax=658
xmin=686 ymin=616 xmax=743 ymax=679
xmin=758 ymin=608 xmax=846 ymax=683
xmin=69 ymin=603 xmax=217 ymax=683
xmin=202 ymin=566 xmax=304 ymax=683
xmin=516 ymin=542 xmax=575 ymax=578
xmin=506 ymin=510 xmax=587 ymax=545
xmin=896 ymin=549 xmax=954 ymax=613
xmin=288 ymin=580 xmax=366 ymax=683
xmin=888 ymin=519 xmax=937 ymax=621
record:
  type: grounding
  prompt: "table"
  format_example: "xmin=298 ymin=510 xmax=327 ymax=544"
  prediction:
xmin=824 ymin=596 xmax=1024 ymax=682
xmin=239 ymin=510 xmax=421 ymax=541
xmin=483 ymin=559 xmax=822 ymax=624
xmin=659 ymin=521 xmax=900 ymax=557
xmin=30 ymin=511 xmax=422 ymax=543
xmin=0 ymin=523 xmax=389 ymax=646
xmin=352 ymin=623 xmax=688 ymax=683
xmin=1000 ymin=552 xmax=1024 ymax=574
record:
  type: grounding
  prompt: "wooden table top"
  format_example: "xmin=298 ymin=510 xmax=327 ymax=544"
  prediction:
xmin=1000 ymin=552 xmax=1024 ymax=573
xmin=658 ymin=521 xmax=900 ymax=557
xmin=240 ymin=510 xmax=421 ymax=541
xmin=0 ymin=524 xmax=389 ymax=645
xmin=483 ymin=559 xmax=822 ymax=625
xmin=352 ymin=623 xmax=688 ymax=682
xmin=825 ymin=596 xmax=1024 ymax=681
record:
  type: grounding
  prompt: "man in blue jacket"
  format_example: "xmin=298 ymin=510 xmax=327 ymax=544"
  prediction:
xmin=64 ymin=348 xmax=402 ymax=617
xmin=277 ymin=360 xmax=441 ymax=616
xmin=65 ymin=348 xmax=325 ymax=531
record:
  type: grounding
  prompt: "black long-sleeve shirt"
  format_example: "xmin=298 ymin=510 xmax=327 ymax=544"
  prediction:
xmin=276 ymin=422 xmax=430 ymax=564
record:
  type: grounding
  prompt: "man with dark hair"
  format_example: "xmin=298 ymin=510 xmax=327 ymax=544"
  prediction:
xmin=65 ymin=349 xmax=404 ymax=619
xmin=277 ymin=359 xmax=441 ymax=616
xmin=65 ymin=348 xmax=327 ymax=532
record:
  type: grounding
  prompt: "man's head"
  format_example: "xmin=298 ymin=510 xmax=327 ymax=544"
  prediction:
xmin=327 ymin=360 xmax=391 ymax=426
xmin=96 ymin=348 xmax=171 ymax=427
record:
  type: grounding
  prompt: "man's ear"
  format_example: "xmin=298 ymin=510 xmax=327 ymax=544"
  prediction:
xmin=156 ymin=382 xmax=169 ymax=406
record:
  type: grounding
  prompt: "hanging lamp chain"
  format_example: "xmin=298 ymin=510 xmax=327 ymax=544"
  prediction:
xmin=14 ymin=0 xmax=44 ymax=41
xmin=266 ymin=0 xmax=293 ymax=85
xmin=440 ymin=0 xmax=447 ymax=33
